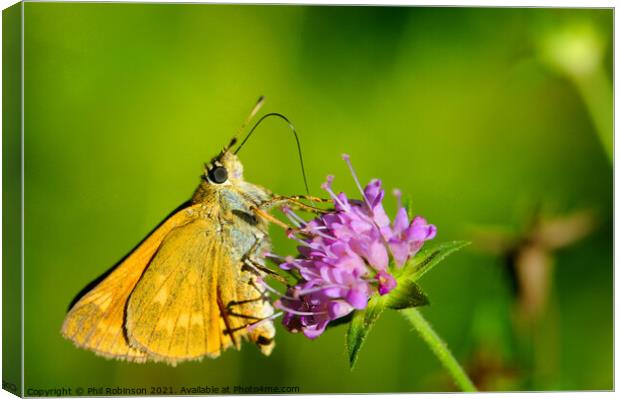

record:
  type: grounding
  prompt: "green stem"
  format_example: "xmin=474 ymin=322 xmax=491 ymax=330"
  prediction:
xmin=572 ymin=67 xmax=613 ymax=164
xmin=400 ymin=308 xmax=477 ymax=392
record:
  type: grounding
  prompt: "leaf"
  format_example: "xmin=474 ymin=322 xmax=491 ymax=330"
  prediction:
xmin=346 ymin=296 xmax=386 ymax=370
xmin=401 ymin=241 xmax=471 ymax=282
xmin=385 ymin=280 xmax=429 ymax=310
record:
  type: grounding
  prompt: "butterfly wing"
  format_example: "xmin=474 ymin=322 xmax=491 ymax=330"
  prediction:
xmin=61 ymin=204 xmax=201 ymax=362
xmin=124 ymin=215 xmax=275 ymax=365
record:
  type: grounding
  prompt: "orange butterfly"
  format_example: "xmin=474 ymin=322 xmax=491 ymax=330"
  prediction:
xmin=61 ymin=98 xmax=319 ymax=365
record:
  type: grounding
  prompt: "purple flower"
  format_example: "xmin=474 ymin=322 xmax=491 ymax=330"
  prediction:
xmin=264 ymin=155 xmax=436 ymax=339
xmin=388 ymin=190 xmax=437 ymax=267
xmin=275 ymin=287 xmax=354 ymax=339
xmin=375 ymin=270 xmax=397 ymax=295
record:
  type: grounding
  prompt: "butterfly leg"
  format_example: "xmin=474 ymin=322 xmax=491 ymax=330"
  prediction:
xmin=230 ymin=274 xmax=276 ymax=355
xmin=251 ymin=206 xmax=292 ymax=230
xmin=217 ymin=269 xmax=275 ymax=355
xmin=216 ymin=294 xmax=241 ymax=350
xmin=224 ymin=279 xmax=270 ymax=312
xmin=239 ymin=280 xmax=277 ymax=355
xmin=283 ymin=194 xmax=331 ymax=204
xmin=251 ymin=196 xmax=327 ymax=233
xmin=209 ymin=230 xmax=278 ymax=358
xmin=258 ymin=195 xmax=331 ymax=214
xmin=242 ymin=255 xmax=290 ymax=285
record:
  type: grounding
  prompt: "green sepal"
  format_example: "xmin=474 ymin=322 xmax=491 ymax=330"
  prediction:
xmin=325 ymin=312 xmax=354 ymax=329
xmin=345 ymin=296 xmax=386 ymax=370
xmin=385 ymin=279 xmax=429 ymax=310
xmin=398 ymin=240 xmax=471 ymax=282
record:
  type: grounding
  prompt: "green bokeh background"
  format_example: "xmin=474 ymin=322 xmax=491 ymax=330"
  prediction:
xmin=22 ymin=4 xmax=612 ymax=393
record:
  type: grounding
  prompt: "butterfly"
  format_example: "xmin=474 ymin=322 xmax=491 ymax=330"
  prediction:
xmin=61 ymin=99 xmax=320 ymax=365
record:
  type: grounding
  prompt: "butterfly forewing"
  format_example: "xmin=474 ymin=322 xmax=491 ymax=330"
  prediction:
xmin=61 ymin=204 xmax=202 ymax=361
xmin=125 ymin=217 xmax=224 ymax=363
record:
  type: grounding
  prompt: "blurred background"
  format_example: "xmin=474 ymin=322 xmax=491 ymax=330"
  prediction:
xmin=22 ymin=4 xmax=612 ymax=393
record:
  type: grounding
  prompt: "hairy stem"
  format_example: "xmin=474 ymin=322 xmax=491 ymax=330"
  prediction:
xmin=400 ymin=308 xmax=477 ymax=392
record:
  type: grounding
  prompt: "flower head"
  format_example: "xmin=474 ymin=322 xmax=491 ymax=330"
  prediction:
xmin=266 ymin=155 xmax=436 ymax=339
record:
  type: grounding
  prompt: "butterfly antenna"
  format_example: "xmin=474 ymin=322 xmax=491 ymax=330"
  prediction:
xmin=235 ymin=112 xmax=310 ymax=196
xmin=221 ymin=96 xmax=265 ymax=153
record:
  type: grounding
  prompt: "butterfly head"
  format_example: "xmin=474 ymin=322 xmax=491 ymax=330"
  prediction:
xmin=203 ymin=138 xmax=244 ymax=185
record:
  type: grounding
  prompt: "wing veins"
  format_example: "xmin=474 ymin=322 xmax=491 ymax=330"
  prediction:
xmin=217 ymin=294 xmax=238 ymax=349
xmin=199 ymin=245 xmax=208 ymax=356
xmin=142 ymin=255 xmax=197 ymax=351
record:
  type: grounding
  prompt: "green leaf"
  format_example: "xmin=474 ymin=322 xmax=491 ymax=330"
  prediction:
xmin=385 ymin=280 xmax=429 ymax=310
xmin=345 ymin=296 xmax=386 ymax=369
xmin=400 ymin=241 xmax=471 ymax=282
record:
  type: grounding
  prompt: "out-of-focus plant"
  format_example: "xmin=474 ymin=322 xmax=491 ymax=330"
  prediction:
xmin=470 ymin=207 xmax=596 ymax=327
xmin=469 ymin=206 xmax=597 ymax=389
xmin=539 ymin=20 xmax=612 ymax=163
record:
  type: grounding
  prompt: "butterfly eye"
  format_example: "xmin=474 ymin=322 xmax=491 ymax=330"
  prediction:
xmin=208 ymin=166 xmax=228 ymax=184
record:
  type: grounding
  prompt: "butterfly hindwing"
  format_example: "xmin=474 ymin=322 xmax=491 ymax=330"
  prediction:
xmin=124 ymin=211 xmax=276 ymax=365
xmin=61 ymin=204 xmax=201 ymax=362
xmin=124 ymin=217 xmax=219 ymax=363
